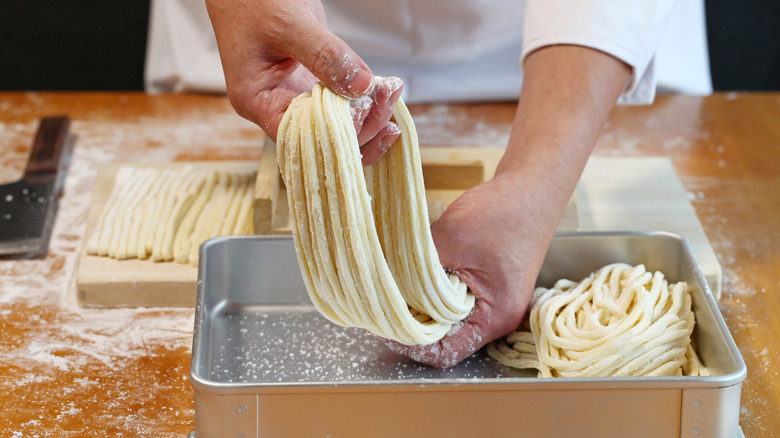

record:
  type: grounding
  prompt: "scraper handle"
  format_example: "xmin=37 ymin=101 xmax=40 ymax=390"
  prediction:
xmin=25 ymin=115 xmax=70 ymax=176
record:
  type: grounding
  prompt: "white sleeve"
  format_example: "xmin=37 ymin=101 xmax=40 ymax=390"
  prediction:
xmin=145 ymin=0 xmax=226 ymax=94
xmin=522 ymin=0 xmax=679 ymax=104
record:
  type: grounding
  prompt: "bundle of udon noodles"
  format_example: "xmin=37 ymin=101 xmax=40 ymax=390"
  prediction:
xmin=276 ymin=82 xmax=474 ymax=346
xmin=488 ymin=263 xmax=709 ymax=377
xmin=86 ymin=166 xmax=255 ymax=266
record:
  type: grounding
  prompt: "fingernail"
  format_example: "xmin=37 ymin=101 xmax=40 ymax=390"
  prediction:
xmin=350 ymin=95 xmax=372 ymax=120
xmin=386 ymin=121 xmax=401 ymax=136
xmin=384 ymin=77 xmax=404 ymax=106
xmin=380 ymin=123 xmax=402 ymax=152
xmin=344 ymin=68 xmax=374 ymax=97
xmin=384 ymin=76 xmax=403 ymax=94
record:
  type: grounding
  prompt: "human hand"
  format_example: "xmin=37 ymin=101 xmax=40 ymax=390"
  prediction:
xmin=205 ymin=0 xmax=402 ymax=164
xmin=384 ymin=171 xmax=561 ymax=368
xmin=384 ymin=45 xmax=631 ymax=368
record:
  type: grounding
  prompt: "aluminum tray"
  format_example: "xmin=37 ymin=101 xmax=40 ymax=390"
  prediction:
xmin=191 ymin=232 xmax=745 ymax=438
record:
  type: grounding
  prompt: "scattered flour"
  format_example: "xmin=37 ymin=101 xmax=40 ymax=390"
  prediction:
xmin=411 ymin=104 xmax=510 ymax=147
xmin=0 ymin=97 xmax=263 ymax=436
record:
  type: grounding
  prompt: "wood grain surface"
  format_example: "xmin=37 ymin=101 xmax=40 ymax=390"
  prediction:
xmin=1 ymin=92 xmax=778 ymax=437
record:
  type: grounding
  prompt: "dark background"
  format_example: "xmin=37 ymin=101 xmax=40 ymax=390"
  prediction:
xmin=0 ymin=1 xmax=778 ymax=92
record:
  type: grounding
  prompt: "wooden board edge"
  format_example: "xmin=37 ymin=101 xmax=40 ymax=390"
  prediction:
xmin=77 ymin=278 xmax=196 ymax=308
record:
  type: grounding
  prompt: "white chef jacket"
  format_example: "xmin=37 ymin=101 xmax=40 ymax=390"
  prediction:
xmin=145 ymin=0 xmax=711 ymax=104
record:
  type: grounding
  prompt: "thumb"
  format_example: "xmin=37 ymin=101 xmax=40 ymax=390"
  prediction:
xmin=286 ymin=14 xmax=374 ymax=98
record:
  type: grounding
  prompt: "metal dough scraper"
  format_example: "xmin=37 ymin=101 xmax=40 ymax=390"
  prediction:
xmin=0 ymin=116 xmax=72 ymax=256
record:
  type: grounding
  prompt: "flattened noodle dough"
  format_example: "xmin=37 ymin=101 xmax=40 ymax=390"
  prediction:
xmin=277 ymin=83 xmax=475 ymax=346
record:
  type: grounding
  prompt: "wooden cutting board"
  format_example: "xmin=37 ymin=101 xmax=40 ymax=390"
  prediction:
xmin=76 ymin=151 xmax=718 ymax=308
xmin=76 ymin=161 xmax=259 ymax=308
xmin=576 ymin=157 xmax=721 ymax=298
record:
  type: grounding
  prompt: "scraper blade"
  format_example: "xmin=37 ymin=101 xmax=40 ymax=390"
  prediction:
xmin=0 ymin=116 xmax=72 ymax=256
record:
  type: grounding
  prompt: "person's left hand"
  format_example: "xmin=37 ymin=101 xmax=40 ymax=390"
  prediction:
xmin=205 ymin=0 xmax=402 ymax=165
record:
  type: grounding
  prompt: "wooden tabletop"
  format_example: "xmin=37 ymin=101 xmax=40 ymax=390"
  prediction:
xmin=1 ymin=92 xmax=778 ymax=436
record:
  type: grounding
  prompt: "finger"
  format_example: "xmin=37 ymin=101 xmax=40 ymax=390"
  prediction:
xmin=357 ymin=77 xmax=404 ymax=146
xmin=382 ymin=262 xmax=528 ymax=368
xmin=284 ymin=14 xmax=374 ymax=98
xmin=360 ymin=122 xmax=401 ymax=166
xmin=383 ymin=317 xmax=488 ymax=369
xmin=244 ymin=64 xmax=317 ymax=142
xmin=430 ymin=211 xmax=468 ymax=269
xmin=350 ymin=95 xmax=372 ymax=134
xmin=380 ymin=267 xmax=490 ymax=368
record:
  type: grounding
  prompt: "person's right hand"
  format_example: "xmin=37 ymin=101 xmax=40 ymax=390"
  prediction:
xmin=206 ymin=0 xmax=402 ymax=165
xmin=382 ymin=170 xmax=556 ymax=368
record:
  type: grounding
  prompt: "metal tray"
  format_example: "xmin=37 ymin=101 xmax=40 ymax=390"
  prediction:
xmin=190 ymin=232 xmax=745 ymax=438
